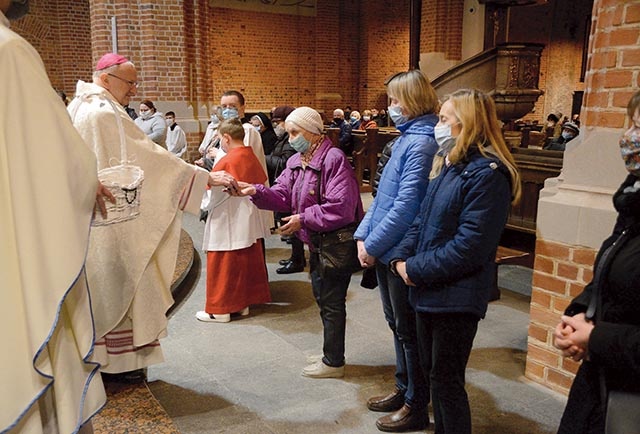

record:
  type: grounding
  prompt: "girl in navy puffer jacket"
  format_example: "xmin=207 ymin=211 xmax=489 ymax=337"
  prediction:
xmin=392 ymin=89 xmax=521 ymax=434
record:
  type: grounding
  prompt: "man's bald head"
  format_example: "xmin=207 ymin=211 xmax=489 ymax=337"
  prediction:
xmin=93 ymin=62 xmax=138 ymax=107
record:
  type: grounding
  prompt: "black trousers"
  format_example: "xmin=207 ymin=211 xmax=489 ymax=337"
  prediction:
xmin=309 ymin=252 xmax=351 ymax=367
xmin=416 ymin=311 xmax=479 ymax=434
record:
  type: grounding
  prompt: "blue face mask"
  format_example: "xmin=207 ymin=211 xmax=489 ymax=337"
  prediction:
xmin=388 ymin=105 xmax=408 ymax=125
xmin=561 ymin=131 xmax=575 ymax=140
xmin=289 ymin=135 xmax=311 ymax=153
xmin=222 ymin=107 xmax=239 ymax=120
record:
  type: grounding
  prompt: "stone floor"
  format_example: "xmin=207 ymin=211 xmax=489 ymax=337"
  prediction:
xmin=120 ymin=213 xmax=567 ymax=434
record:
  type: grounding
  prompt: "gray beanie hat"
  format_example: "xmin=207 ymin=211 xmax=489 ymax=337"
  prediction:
xmin=286 ymin=106 xmax=324 ymax=135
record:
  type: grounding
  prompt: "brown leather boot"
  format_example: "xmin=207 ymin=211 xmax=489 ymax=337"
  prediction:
xmin=375 ymin=404 xmax=429 ymax=432
xmin=367 ymin=387 xmax=405 ymax=412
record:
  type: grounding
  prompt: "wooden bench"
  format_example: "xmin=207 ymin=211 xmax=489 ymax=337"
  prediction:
xmin=352 ymin=128 xmax=399 ymax=192
xmin=507 ymin=147 xmax=563 ymax=235
xmin=325 ymin=127 xmax=400 ymax=193
xmin=491 ymin=245 xmax=531 ymax=301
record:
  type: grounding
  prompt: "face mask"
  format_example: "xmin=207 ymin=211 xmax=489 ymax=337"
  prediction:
xmin=289 ymin=134 xmax=311 ymax=153
xmin=140 ymin=111 xmax=152 ymax=120
xmin=166 ymin=118 xmax=175 ymax=126
xmin=333 ymin=117 xmax=342 ymax=123
xmin=561 ymin=131 xmax=575 ymax=140
xmin=222 ymin=107 xmax=239 ymax=120
xmin=5 ymin=0 xmax=29 ymax=20
xmin=363 ymin=116 xmax=370 ymax=121
xmin=620 ymin=129 xmax=640 ymax=177
xmin=254 ymin=125 xmax=261 ymax=131
xmin=350 ymin=117 xmax=357 ymax=122
xmin=223 ymin=137 xmax=234 ymax=152
xmin=388 ymin=105 xmax=408 ymax=125
xmin=274 ymin=124 xmax=286 ymax=138
xmin=434 ymin=123 xmax=457 ymax=154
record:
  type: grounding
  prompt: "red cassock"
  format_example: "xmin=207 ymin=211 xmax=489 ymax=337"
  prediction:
xmin=205 ymin=146 xmax=271 ymax=314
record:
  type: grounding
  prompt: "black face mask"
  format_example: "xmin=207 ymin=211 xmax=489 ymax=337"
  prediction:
xmin=6 ymin=0 xmax=29 ymax=20
xmin=333 ymin=118 xmax=342 ymax=123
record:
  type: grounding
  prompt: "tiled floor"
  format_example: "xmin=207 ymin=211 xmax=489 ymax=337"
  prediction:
xmin=123 ymin=213 xmax=566 ymax=434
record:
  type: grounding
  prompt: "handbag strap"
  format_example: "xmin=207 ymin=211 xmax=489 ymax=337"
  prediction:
xmin=586 ymin=225 xmax=638 ymax=321
xmin=313 ymin=148 xmax=359 ymax=231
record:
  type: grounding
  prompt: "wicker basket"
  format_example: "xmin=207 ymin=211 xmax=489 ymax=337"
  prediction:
xmin=71 ymin=92 xmax=145 ymax=226
xmin=93 ymin=164 xmax=144 ymax=226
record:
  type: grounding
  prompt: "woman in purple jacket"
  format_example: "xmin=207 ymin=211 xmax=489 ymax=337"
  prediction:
xmin=235 ymin=106 xmax=364 ymax=379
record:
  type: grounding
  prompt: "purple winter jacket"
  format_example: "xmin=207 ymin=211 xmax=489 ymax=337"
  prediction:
xmin=251 ymin=137 xmax=364 ymax=248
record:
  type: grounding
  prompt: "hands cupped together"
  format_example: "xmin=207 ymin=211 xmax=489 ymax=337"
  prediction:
xmin=552 ymin=313 xmax=594 ymax=361
xmin=278 ymin=214 xmax=302 ymax=236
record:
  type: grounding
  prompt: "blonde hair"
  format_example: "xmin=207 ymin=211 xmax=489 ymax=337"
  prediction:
xmin=430 ymin=89 xmax=521 ymax=205
xmin=218 ymin=118 xmax=245 ymax=141
xmin=385 ymin=69 xmax=439 ymax=119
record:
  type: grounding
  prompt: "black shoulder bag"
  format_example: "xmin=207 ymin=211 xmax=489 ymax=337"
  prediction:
xmin=309 ymin=158 xmax=362 ymax=278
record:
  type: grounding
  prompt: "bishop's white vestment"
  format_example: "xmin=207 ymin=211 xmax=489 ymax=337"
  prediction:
xmin=68 ymin=81 xmax=209 ymax=373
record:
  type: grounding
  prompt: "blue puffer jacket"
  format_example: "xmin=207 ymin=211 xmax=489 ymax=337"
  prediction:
xmin=393 ymin=147 xmax=512 ymax=318
xmin=354 ymin=113 xmax=438 ymax=265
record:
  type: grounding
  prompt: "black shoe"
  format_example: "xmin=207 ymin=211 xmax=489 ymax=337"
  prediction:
xmin=367 ymin=387 xmax=405 ymax=412
xmin=375 ymin=404 xmax=429 ymax=432
xmin=276 ymin=261 xmax=305 ymax=274
xmin=101 ymin=368 xmax=147 ymax=384
xmin=279 ymin=258 xmax=292 ymax=266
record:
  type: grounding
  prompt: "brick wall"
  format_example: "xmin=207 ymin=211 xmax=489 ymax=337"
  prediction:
xmin=524 ymin=0 xmax=640 ymax=394
xmin=359 ymin=1 xmax=411 ymax=112
xmin=525 ymin=240 xmax=596 ymax=394
xmin=11 ymin=0 xmax=91 ymax=96
xmin=85 ymin=0 xmax=411 ymax=161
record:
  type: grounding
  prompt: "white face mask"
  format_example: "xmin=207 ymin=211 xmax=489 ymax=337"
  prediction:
xmin=434 ymin=123 xmax=456 ymax=153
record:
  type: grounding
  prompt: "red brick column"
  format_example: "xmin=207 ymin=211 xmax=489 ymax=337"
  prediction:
xmin=526 ymin=240 xmax=596 ymax=393
xmin=525 ymin=0 xmax=640 ymax=394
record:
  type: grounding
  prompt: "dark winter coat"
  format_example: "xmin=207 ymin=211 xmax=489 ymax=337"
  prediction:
xmin=393 ymin=147 xmax=512 ymax=318
xmin=558 ymin=174 xmax=640 ymax=434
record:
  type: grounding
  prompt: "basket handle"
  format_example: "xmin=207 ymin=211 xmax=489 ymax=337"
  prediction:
xmin=69 ymin=92 xmax=130 ymax=168
xmin=104 ymin=97 xmax=129 ymax=164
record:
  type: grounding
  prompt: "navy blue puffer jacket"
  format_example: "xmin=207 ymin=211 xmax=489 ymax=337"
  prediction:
xmin=393 ymin=147 xmax=512 ymax=318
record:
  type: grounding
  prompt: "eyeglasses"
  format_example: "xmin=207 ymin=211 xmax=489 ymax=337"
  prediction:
xmin=107 ymin=73 xmax=139 ymax=88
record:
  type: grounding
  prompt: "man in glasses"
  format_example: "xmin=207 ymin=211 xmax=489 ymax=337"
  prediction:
xmin=67 ymin=53 xmax=239 ymax=385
